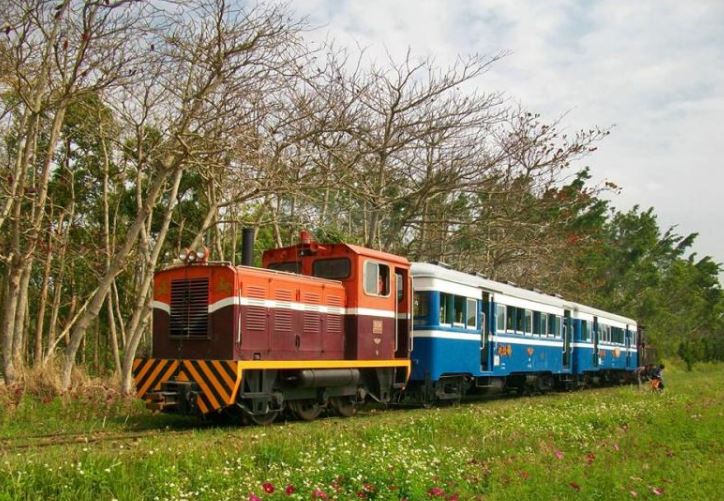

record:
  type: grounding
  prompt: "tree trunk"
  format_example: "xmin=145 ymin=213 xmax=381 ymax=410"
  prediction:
xmin=121 ymin=168 xmax=183 ymax=394
xmin=61 ymin=166 xmax=174 ymax=389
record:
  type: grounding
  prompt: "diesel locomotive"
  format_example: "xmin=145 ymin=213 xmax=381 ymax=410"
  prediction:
xmin=133 ymin=232 xmax=642 ymax=423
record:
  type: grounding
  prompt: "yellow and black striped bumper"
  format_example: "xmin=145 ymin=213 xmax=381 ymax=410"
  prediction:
xmin=132 ymin=358 xmax=241 ymax=414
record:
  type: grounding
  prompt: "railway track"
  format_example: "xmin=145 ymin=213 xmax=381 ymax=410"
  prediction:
xmin=0 ymin=427 xmax=209 ymax=451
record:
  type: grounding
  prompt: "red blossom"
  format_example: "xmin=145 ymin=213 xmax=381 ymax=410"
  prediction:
xmin=428 ymin=487 xmax=445 ymax=497
xmin=519 ymin=470 xmax=530 ymax=480
xmin=248 ymin=494 xmax=261 ymax=501
xmin=446 ymin=494 xmax=459 ymax=501
xmin=651 ymin=486 xmax=664 ymax=496
xmin=312 ymin=488 xmax=328 ymax=499
xmin=356 ymin=492 xmax=367 ymax=499
xmin=262 ymin=482 xmax=274 ymax=494
xmin=363 ymin=482 xmax=375 ymax=493
xmin=569 ymin=482 xmax=581 ymax=492
xmin=284 ymin=484 xmax=296 ymax=496
xmin=584 ymin=452 xmax=596 ymax=465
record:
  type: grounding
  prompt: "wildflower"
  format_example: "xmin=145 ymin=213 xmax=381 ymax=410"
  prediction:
xmin=262 ymin=482 xmax=274 ymax=494
xmin=312 ymin=488 xmax=328 ymax=499
xmin=362 ymin=482 xmax=375 ymax=493
xmin=584 ymin=452 xmax=596 ymax=465
xmin=284 ymin=485 xmax=296 ymax=495
xmin=554 ymin=450 xmax=564 ymax=460
xmin=248 ymin=494 xmax=261 ymax=501
xmin=447 ymin=494 xmax=459 ymax=501
xmin=569 ymin=482 xmax=581 ymax=492
xmin=651 ymin=486 xmax=664 ymax=496
xmin=427 ymin=487 xmax=445 ymax=497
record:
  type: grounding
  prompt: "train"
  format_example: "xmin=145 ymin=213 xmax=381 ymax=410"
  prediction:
xmin=132 ymin=231 xmax=643 ymax=424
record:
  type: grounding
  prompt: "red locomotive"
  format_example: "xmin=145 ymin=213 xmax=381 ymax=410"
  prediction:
xmin=133 ymin=231 xmax=412 ymax=423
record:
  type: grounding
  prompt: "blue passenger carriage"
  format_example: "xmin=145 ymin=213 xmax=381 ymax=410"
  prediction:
xmin=409 ymin=263 xmax=574 ymax=400
xmin=570 ymin=304 xmax=638 ymax=383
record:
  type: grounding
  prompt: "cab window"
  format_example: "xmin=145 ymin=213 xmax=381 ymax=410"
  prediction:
xmin=312 ymin=258 xmax=350 ymax=279
xmin=363 ymin=261 xmax=389 ymax=296
xmin=268 ymin=261 xmax=300 ymax=273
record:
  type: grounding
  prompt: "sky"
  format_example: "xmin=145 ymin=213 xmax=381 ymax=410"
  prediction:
xmin=289 ymin=0 xmax=724 ymax=275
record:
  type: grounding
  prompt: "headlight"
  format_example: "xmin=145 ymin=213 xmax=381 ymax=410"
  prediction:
xmin=187 ymin=252 xmax=197 ymax=262
xmin=196 ymin=249 xmax=206 ymax=259
xmin=179 ymin=250 xmax=188 ymax=261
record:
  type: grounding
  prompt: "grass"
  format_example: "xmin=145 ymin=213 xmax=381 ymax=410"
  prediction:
xmin=0 ymin=364 xmax=722 ymax=500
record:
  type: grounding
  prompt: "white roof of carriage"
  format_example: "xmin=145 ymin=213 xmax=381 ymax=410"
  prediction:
xmin=411 ymin=262 xmax=636 ymax=327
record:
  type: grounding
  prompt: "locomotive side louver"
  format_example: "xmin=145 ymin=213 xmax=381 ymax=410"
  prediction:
xmin=170 ymin=278 xmax=209 ymax=337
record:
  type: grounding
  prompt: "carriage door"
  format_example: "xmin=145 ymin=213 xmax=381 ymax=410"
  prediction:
xmin=394 ymin=268 xmax=411 ymax=358
xmin=625 ymin=325 xmax=632 ymax=368
xmin=593 ymin=317 xmax=600 ymax=367
xmin=562 ymin=310 xmax=572 ymax=370
xmin=480 ymin=292 xmax=490 ymax=371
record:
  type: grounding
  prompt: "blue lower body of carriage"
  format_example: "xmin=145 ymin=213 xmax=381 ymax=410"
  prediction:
xmin=410 ymin=330 xmax=572 ymax=382
xmin=572 ymin=345 xmax=637 ymax=374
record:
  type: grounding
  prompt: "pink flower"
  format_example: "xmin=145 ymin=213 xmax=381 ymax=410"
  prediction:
xmin=651 ymin=486 xmax=664 ymax=496
xmin=262 ymin=482 xmax=274 ymax=494
xmin=428 ymin=487 xmax=445 ymax=497
xmin=284 ymin=484 xmax=296 ymax=496
xmin=248 ymin=494 xmax=261 ymax=501
xmin=446 ymin=494 xmax=459 ymax=501
xmin=554 ymin=450 xmax=564 ymax=460
xmin=312 ymin=488 xmax=328 ymax=499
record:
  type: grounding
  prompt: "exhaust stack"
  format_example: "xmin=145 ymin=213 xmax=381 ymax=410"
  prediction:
xmin=241 ymin=228 xmax=255 ymax=266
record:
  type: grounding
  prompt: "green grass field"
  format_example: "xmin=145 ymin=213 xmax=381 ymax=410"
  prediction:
xmin=1 ymin=364 xmax=722 ymax=500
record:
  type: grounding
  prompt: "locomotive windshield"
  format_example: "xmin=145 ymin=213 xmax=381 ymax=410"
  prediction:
xmin=312 ymin=258 xmax=351 ymax=279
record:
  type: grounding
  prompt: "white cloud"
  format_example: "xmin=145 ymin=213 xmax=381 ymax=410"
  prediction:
xmin=289 ymin=0 xmax=724 ymax=270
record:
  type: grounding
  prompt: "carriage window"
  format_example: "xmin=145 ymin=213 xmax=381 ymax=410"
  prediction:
xmin=440 ymin=293 xmax=454 ymax=324
xmin=581 ymin=320 xmax=589 ymax=341
xmin=396 ymin=272 xmax=404 ymax=303
xmin=524 ymin=310 xmax=533 ymax=335
xmin=506 ymin=306 xmax=515 ymax=331
xmin=496 ymin=304 xmax=506 ymax=332
xmin=268 ymin=261 xmax=301 ymax=273
xmin=516 ymin=308 xmax=525 ymax=334
xmin=466 ymin=298 xmax=477 ymax=328
xmin=364 ymin=261 xmax=389 ymax=296
xmin=313 ymin=258 xmax=350 ymax=279
xmin=453 ymin=295 xmax=466 ymax=324
xmin=533 ymin=311 xmax=542 ymax=336
xmin=413 ymin=292 xmax=428 ymax=325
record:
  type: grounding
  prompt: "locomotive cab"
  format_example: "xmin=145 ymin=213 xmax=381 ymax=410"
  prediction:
xmin=262 ymin=233 xmax=412 ymax=361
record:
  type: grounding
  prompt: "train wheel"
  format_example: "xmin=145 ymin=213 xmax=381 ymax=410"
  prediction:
xmin=289 ymin=400 xmax=322 ymax=421
xmin=330 ymin=397 xmax=357 ymax=418
xmin=248 ymin=411 xmax=279 ymax=426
